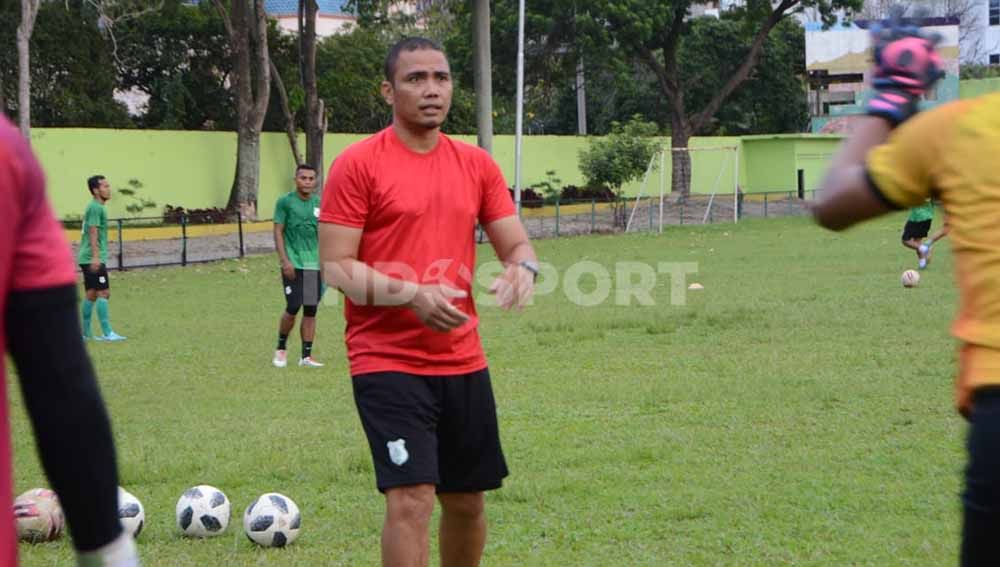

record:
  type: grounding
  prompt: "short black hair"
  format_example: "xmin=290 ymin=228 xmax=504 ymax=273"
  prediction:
xmin=87 ymin=175 xmax=105 ymax=194
xmin=295 ymin=164 xmax=316 ymax=174
xmin=384 ymin=37 xmax=446 ymax=84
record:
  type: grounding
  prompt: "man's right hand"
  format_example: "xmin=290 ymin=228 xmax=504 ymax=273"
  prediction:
xmin=281 ymin=261 xmax=296 ymax=280
xmin=408 ymin=284 xmax=469 ymax=332
xmin=89 ymin=261 xmax=101 ymax=274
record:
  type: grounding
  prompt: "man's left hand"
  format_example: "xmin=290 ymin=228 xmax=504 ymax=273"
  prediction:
xmin=488 ymin=262 xmax=535 ymax=310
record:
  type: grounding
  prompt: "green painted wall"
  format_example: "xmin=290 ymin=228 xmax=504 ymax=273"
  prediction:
xmin=736 ymin=135 xmax=842 ymax=195
xmin=794 ymin=138 xmax=841 ymax=193
xmin=36 ymin=129 xmax=602 ymax=219
xmin=35 ymin=129 xmax=836 ymax=219
xmin=960 ymin=78 xmax=1000 ymax=99
xmin=741 ymin=138 xmax=794 ymax=193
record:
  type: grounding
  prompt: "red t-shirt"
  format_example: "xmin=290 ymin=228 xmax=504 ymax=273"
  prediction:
xmin=0 ymin=116 xmax=78 ymax=565
xmin=320 ymin=127 xmax=515 ymax=376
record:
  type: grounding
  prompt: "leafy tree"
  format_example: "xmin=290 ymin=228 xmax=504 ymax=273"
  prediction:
xmin=316 ymin=29 xmax=388 ymax=133
xmin=579 ymin=115 xmax=659 ymax=192
xmin=114 ymin=0 xmax=235 ymax=130
xmin=679 ymin=15 xmax=808 ymax=135
xmin=0 ymin=0 xmax=132 ymax=128
xmin=579 ymin=116 xmax=659 ymax=224
xmin=571 ymin=0 xmax=860 ymax=196
xmin=314 ymin=28 xmax=477 ymax=134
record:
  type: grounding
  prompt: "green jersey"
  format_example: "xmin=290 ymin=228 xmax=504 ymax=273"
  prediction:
xmin=908 ymin=201 xmax=934 ymax=223
xmin=77 ymin=200 xmax=108 ymax=264
xmin=274 ymin=191 xmax=320 ymax=270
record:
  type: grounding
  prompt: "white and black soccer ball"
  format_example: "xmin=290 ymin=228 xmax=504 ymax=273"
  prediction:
xmin=243 ymin=493 xmax=301 ymax=548
xmin=117 ymin=487 xmax=144 ymax=539
xmin=175 ymin=485 xmax=231 ymax=538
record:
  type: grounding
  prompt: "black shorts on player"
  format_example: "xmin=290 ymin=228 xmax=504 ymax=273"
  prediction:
xmin=282 ymin=268 xmax=322 ymax=316
xmin=901 ymin=219 xmax=932 ymax=241
xmin=80 ymin=263 xmax=110 ymax=291
xmin=962 ymin=388 xmax=1000 ymax=566
xmin=352 ymin=368 xmax=509 ymax=493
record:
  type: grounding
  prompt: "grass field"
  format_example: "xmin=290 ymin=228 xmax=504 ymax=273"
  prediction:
xmin=10 ymin=213 xmax=965 ymax=566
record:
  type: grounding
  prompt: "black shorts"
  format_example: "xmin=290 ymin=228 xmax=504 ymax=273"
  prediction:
xmin=80 ymin=264 xmax=110 ymax=291
xmin=962 ymin=387 xmax=1000 ymax=565
xmin=902 ymin=219 xmax=932 ymax=241
xmin=282 ymin=269 xmax=323 ymax=309
xmin=352 ymin=368 xmax=509 ymax=493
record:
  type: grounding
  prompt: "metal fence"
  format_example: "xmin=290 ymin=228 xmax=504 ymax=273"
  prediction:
xmin=502 ymin=190 xmax=817 ymax=239
xmin=65 ymin=190 xmax=817 ymax=270
xmin=65 ymin=213 xmax=271 ymax=271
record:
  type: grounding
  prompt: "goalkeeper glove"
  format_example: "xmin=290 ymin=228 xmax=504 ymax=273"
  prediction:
xmin=865 ymin=15 xmax=945 ymax=126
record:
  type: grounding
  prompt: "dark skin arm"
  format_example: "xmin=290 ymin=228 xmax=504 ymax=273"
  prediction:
xmin=812 ymin=116 xmax=896 ymax=231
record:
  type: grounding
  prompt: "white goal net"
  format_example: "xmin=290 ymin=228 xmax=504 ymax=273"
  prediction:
xmin=625 ymin=145 xmax=740 ymax=233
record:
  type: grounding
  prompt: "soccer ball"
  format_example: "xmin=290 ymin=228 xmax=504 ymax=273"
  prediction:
xmin=901 ymin=269 xmax=921 ymax=288
xmin=14 ymin=488 xmax=64 ymax=543
xmin=176 ymin=485 xmax=231 ymax=537
xmin=118 ymin=487 xmax=145 ymax=538
xmin=243 ymin=493 xmax=301 ymax=548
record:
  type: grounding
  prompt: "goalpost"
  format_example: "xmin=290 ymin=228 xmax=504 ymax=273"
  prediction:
xmin=625 ymin=145 xmax=740 ymax=233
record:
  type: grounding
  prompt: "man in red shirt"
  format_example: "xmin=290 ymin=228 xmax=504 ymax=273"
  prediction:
xmin=0 ymin=115 xmax=137 ymax=566
xmin=320 ymin=37 xmax=537 ymax=567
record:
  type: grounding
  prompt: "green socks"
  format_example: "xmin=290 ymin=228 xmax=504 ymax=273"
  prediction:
xmin=82 ymin=299 xmax=94 ymax=337
xmin=95 ymin=297 xmax=112 ymax=336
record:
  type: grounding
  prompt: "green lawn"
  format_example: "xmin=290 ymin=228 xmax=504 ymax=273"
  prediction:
xmin=11 ymin=213 xmax=965 ymax=566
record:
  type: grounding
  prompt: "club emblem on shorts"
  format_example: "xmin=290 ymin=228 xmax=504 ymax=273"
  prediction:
xmin=98 ymin=276 xmax=106 ymax=284
xmin=313 ymin=207 xmax=320 ymax=218
xmin=285 ymin=285 xmax=292 ymax=295
xmin=387 ymin=439 xmax=409 ymax=466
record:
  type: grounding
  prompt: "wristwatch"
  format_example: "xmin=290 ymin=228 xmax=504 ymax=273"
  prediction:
xmin=518 ymin=260 xmax=539 ymax=282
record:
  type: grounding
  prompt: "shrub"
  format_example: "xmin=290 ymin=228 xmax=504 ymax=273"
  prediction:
xmin=162 ymin=205 xmax=232 ymax=225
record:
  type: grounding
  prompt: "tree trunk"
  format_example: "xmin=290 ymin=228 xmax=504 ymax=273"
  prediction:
xmin=301 ymin=0 xmax=325 ymax=187
xmin=17 ymin=0 xmax=39 ymax=139
xmin=471 ymin=0 xmax=492 ymax=153
xmin=215 ymin=0 xmax=271 ymax=219
xmin=576 ymin=57 xmax=587 ymax=136
xmin=670 ymin=122 xmax=692 ymax=200
xmin=270 ymin=60 xmax=302 ymax=166
xmin=227 ymin=128 xmax=262 ymax=216
xmin=635 ymin=1 xmax=794 ymax=198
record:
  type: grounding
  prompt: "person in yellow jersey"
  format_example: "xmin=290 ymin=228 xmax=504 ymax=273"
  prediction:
xmin=813 ymin=13 xmax=1000 ymax=566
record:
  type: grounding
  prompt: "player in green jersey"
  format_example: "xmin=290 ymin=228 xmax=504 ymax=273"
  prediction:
xmin=272 ymin=165 xmax=324 ymax=368
xmin=78 ymin=175 xmax=125 ymax=341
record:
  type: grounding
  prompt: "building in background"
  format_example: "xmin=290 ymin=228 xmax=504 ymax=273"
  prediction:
xmin=963 ymin=0 xmax=1000 ymax=63
xmin=805 ymin=17 xmax=961 ymax=133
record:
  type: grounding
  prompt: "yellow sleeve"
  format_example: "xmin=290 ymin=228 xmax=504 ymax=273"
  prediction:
xmin=865 ymin=102 xmax=965 ymax=209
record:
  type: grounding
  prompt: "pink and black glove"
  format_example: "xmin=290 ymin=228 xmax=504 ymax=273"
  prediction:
xmin=865 ymin=15 xmax=945 ymax=126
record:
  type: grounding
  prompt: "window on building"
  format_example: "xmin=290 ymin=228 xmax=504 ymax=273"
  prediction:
xmin=991 ymin=54 xmax=1000 ymax=65
xmin=992 ymin=0 xmax=1000 ymax=26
